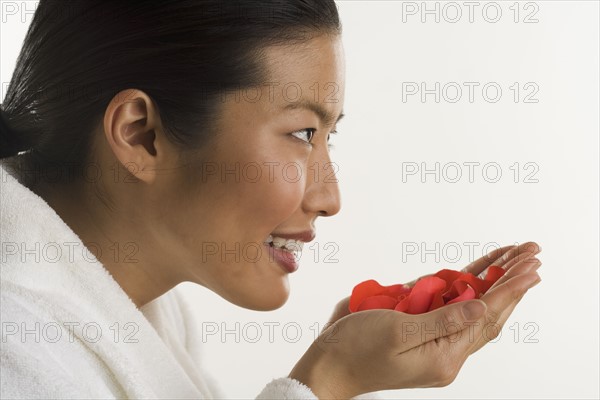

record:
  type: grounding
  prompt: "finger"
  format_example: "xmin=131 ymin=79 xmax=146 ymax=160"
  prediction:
xmin=471 ymin=273 xmax=541 ymax=354
xmin=460 ymin=245 xmax=516 ymax=276
xmin=406 ymin=241 xmax=540 ymax=288
xmin=491 ymin=241 xmax=541 ymax=269
xmin=408 ymin=244 xmax=515 ymax=287
xmin=469 ymin=272 xmax=541 ymax=351
xmin=409 ymin=271 xmax=541 ymax=371
xmin=471 ymin=283 xmax=533 ymax=354
xmin=498 ymin=250 xmax=539 ymax=272
xmin=494 ymin=271 xmax=541 ymax=333
xmin=490 ymin=260 xmax=542 ymax=325
xmin=487 ymin=256 xmax=541 ymax=293
xmin=396 ymin=299 xmax=488 ymax=351
xmin=477 ymin=250 xmax=539 ymax=280
xmin=473 ymin=241 xmax=541 ymax=280
xmin=440 ymin=272 xmax=540 ymax=358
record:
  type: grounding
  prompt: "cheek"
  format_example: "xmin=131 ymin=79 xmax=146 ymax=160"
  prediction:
xmin=194 ymin=133 xmax=309 ymax=230
xmin=238 ymin=163 xmax=305 ymax=225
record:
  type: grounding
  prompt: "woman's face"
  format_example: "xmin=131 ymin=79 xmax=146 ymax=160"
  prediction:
xmin=160 ymin=34 xmax=345 ymax=310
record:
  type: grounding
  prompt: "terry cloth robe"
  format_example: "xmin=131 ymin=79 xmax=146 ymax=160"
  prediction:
xmin=1 ymin=159 xmax=384 ymax=400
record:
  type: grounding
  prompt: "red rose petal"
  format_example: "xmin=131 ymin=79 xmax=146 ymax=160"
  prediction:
xmin=446 ymin=281 xmax=476 ymax=305
xmin=428 ymin=290 xmax=446 ymax=311
xmin=382 ymin=284 xmax=412 ymax=299
xmin=442 ymin=280 xmax=460 ymax=302
xmin=349 ymin=280 xmax=386 ymax=312
xmin=356 ymin=295 xmax=398 ymax=311
xmin=394 ymin=296 xmax=409 ymax=312
xmin=399 ymin=276 xmax=446 ymax=314
xmin=484 ymin=265 xmax=506 ymax=284
xmin=455 ymin=273 xmax=490 ymax=295
xmin=433 ymin=269 xmax=463 ymax=291
xmin=350 ymin=265 xmax=508 ymax=315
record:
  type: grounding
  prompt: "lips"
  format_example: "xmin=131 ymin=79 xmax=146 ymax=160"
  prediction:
xmin=266 ymin=230 xmax=316 ymax=243
xmin=261 ymin=229 xmax=316 ymax=273
xmin=264 ymin=243 xmax=299 ymax=273
xmin=264 ymin=230 xmax=315 ymax=272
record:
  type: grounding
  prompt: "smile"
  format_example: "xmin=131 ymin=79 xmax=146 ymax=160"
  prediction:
xmin=264 ymin=234 xmax=305 ymax=252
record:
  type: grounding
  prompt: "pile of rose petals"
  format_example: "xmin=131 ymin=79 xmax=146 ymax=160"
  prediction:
xmin=349 ymin=266 xmax=506 ymax=314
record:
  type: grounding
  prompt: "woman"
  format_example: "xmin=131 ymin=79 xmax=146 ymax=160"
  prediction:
xmin=0 ymin=1 xmax=542 ymax=398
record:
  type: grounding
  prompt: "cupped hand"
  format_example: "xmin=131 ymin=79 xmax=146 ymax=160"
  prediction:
xmin=293 ymin=242 xmax=542 ymax=399
xmin=324 ymin=242 xmax=541 ymax=330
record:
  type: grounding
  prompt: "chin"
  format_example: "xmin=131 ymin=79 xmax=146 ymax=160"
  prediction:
xmin=232 ymin=279 xmax=291 ymax=311
xmin=246 ymin=296 xmax=289 ymax=311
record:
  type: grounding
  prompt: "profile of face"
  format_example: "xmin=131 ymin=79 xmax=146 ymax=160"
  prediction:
xmin=94 ymin=34 xmax=345 ymax=311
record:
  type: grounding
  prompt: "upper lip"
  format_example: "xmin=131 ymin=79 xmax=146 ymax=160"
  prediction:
xmin=269 ymin=230 xmax=316 ymax=243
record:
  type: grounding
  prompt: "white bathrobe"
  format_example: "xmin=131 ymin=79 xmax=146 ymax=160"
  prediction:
xmin=0 ymin=159 xmax=332 ymax=399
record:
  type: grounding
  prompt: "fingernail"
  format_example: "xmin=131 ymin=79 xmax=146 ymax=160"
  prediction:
xmin=462 ymin=301 xmax=487 ymax=320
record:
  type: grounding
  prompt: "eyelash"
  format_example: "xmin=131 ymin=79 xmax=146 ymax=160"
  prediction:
xmin=290 ymin=128 xmax=338 ymax=150
xmin=290 ymin=128 xmax=316 ymax=145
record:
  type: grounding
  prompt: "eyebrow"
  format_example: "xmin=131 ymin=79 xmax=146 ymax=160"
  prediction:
xmin=283 ymin=100 xmax=345 ymax=127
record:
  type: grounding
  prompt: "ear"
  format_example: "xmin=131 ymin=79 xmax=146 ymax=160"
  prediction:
xmin=103 ymin=89 xmax=167 ymax=184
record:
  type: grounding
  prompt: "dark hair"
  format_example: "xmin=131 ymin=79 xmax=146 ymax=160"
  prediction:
xmin=0 ymin=0 xmax=341 ymax=181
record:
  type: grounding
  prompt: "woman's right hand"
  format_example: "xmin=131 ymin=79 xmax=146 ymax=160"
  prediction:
xmin=289 ymin=243 xmax=542 ymax=399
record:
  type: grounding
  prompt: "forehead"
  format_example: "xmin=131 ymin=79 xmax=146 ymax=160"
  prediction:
xmin=263 ymin=34 xmax=345 ymax=85
xmin=261 ymin=35 xmax=345 ymax=115
xmin=214 ymin=35 xmax=345 ymax=130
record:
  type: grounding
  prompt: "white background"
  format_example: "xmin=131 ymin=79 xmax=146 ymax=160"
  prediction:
xmin=2 ymin=1 xmax=599 ymax=399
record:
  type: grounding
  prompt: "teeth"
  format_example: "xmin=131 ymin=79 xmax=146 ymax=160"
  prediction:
xmin=266 ymin=235 xmax=304 ymax=252
xmin=283 ymin=240 xmax=304 ymax=252
xmin=273 ymin=236 xmax=287 ymax=248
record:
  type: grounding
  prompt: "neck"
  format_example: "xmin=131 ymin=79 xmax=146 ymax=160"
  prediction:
xmin=33 ymin=179 xmax=179 ymax=308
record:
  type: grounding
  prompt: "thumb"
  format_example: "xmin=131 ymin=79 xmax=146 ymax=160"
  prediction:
xmin=398 ymin=300 xmax=487 ymax=351
xmin=322 ymin=297 xmax=351 ymax=333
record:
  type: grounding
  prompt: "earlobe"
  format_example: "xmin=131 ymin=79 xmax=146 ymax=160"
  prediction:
xmin=103 ymin=89 xmax=162 ymax=184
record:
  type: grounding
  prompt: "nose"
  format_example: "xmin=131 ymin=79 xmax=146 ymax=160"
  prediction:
xmin=302 ymin=148 xmax=342 ymax=217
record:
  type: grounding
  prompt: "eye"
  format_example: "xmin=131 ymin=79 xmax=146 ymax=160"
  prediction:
xmin=290 ymin=128 xmax=316 ymax=144
xmin=327 ymin=129 xmax=338 ymax=150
